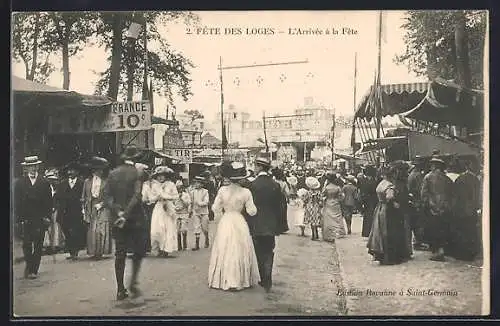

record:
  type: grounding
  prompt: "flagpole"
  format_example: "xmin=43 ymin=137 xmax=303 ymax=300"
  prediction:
xmin=376 ymin=11 xmax=382 ymax=139
xmin=219 ymin=56 xmax=225 ymax=158
xmin=352 ymin=52 xmax=358 ymax=158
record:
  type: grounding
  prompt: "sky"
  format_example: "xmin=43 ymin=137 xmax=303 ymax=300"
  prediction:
xmin=12 ymin=10 xmax=426 ymax=121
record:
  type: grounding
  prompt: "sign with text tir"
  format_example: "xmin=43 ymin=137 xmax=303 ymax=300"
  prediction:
xmin=48 ymin=101 xmax=152 ymax=134
xmin=164 ymin=148 xmax=193 ymax=164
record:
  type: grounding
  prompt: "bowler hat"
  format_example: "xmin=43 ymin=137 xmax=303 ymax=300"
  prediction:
xmin=89 ymin=156 xmax=109 ymax=170
xmin=21 ymin=155 xmax=43 ymax=166
xmin=120 ymin=145 xmax=142 ymax=160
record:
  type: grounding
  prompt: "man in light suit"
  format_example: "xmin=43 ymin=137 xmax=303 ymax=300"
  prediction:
xmin=249 ymin=156 xmax=284 ymax=293
xmin=103 ymin=146 xmax=146 ymax=301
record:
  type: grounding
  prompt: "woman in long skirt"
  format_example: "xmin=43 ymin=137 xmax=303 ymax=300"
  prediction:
xmin=208 ymin=161 xmax=260 ymax=291
xmin=43 ymin=169 xmax=65 ymax=253
xmin=149 ymin=166 xmax=179 ymax=257
xmin=367 ymin=165 xmax=410 ymax=265
xmin=303 ymin=177 xmax=323 ymax=241
xmin=360 ymin=166 xmax=378 ymax=237
xmin=321 ymin=172 xmax=346 ymax=242
xmin=82 ymin=157 xmax=112 ymax=259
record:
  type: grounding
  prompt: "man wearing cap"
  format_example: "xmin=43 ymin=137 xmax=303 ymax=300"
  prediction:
xmin=103 ymin=145 xmax=146 ymax=300
xmin=421 ymin=156 xmax=453 ymax=261
xmin=249 ymin=156 xmax=284 ymax=292
xmin=14 ymin=156 xmax=52 ymax=279
xmin=58 ymin=161 xmax=85 ymax=260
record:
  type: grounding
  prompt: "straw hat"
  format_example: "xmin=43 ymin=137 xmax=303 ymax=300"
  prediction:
xmin=193 ymin=175 xmax=206 ymax=182
xmin=287 ymin=176 xmax=298 ymax=186
xmin=429 ymin=157 xmax=445 ymax=165
xmin=21 ymin=155 xmax=43 ymax=166
xmin=44 ymin=169 xmax=59 ymax=180
xmin=151 ymin=166 xmax=174 ymax=178
xmin=305 ymin=176 xmax=321 ymax=190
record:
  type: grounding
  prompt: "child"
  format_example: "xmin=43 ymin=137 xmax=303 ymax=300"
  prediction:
xmin=190 ymin=175 xmax=210 ymax=251
xmin=288 ymin=190 xmax=306 ymax=236
xmin=304 ymin=177 xmax=323 ymax=241
xmin=175 ymin=180 xmax=191 ymax=251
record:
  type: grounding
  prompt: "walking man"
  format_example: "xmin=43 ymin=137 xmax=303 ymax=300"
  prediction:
xmin=58 ymin=162 xmax=86 ymax=260
xmin=103 ymin=146 xmax=147 ymax=300
xmin=249 ymin=157 xmax=284 ymax=293
xmin=14 ymin=156 xmax=52 ymax=279
xmin=341 ymin=175 xmax=358 ymax=235
xmin=407 ymin=156 xmax=426 ymax=250
xmin=421 ymin=156 xmax=454 ymax=262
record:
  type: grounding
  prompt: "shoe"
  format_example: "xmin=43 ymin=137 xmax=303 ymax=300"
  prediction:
xmin=129 ymin=285 xmax=142 ymax=299
xmin=117 ymin=289 xmax=129 ymax=301
xmin=258 ymin=281 xmax=264 ymax=287
xmin=430 ymin=254 xmax=445 ymax=262
xmin=28 ymin=273 xmax=38 ymax=279
xmin=192 ymin=247 xmax=200 ymax=251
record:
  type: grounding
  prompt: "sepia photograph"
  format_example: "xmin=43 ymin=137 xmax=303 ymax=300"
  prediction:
xmin=11 ymin=10 xmax=489 ymax=318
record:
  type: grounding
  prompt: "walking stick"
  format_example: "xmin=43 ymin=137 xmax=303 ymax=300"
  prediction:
xmin=51 ymin=209 xmax=57 ymax=263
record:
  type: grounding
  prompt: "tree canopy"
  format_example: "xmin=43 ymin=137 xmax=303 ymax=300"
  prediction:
xmin=395 ymin=10 xmax=487 ymax=89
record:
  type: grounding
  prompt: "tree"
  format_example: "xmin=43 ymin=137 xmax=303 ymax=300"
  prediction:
xmin=42 ymin=12 xmax=99 ymax=90
xmin=12 ymin=12 xmax=56 ymax=83
xmin=184 ymin=109 xmax=204 ymax=122
xmin=94 ymin=11 xmax=199 ymax=104
xmin=395 ymin=10 xmax=486 ymax=89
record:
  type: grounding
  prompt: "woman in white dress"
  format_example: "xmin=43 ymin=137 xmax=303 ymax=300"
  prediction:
xmin=208 ymin=161 xmax=261 ymax=291
xmin=148 ymin=166 xmax=179 ymax=257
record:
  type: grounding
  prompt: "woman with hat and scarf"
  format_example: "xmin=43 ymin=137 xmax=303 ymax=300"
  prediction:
xmin=42 ymin=169 xmax=65 ymax=255
xmin=208 ymin=161 xmax=260 ymax=291
xmin=82 ymin=157 xmax=112 ymax=260
xmin=149 ymin=166 xmax=179 ymax=257
xmin=304 ymin=176 xmax=323 ymax=241
xmin=367 ymin=164 xmax=411 ymax=265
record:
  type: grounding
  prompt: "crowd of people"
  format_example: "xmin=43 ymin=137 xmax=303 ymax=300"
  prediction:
xmin=14 ymin=145 xmax=483 ymax=301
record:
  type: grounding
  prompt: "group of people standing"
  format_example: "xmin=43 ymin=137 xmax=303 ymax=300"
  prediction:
xmin=360 ymin=155 xmax=482 ymax=265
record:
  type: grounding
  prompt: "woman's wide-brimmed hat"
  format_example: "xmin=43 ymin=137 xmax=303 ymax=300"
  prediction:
xmin=151 ymin=166 xmax=174 ymax=178
xmin=120 ymin=145 xmax=142 ymax=160
xmin=287 ymin=176 xmax=298 ymax=186
xmin=254 ymin=156 xmax=271 ymax=168
xmin=305 ymin=176 xmax=321 ymax=190
xmin=21 ymin=155 xmax=43 ymax=166
xmin=89 ymin=156 xmax=109 ymax=170
xmin=228 ymin=161 xmax=250 ymax=180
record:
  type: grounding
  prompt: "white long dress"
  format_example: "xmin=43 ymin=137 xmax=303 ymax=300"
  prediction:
xmin=208 ymin=184 xmax=261 ymax=290
xmin=149 ymin=180 xmax=179 ymax=254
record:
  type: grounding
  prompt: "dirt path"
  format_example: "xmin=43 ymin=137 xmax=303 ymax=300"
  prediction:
xmin=335 ymin=215 xmax=484 ymax=316
xmin=13 ymin=221 xmax=345 ymax=317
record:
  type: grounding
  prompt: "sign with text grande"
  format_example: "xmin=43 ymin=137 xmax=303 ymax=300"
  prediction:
xmin=48 ymin=101 xmax=151 ymax=134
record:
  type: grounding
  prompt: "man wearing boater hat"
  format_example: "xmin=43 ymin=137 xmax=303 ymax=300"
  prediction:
xmin=14 ymin=156 xmax=52 ymax=279
xmin=103 ymin=145 xmax=147 ymax=300
xmin=249 ymin=156 xmax=285 ymax=292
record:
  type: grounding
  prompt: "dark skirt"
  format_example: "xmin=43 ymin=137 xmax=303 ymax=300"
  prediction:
xmin=361 ymin=200 xmax=377 ymax=237
xmin=367 ymin=202 xmax=409 ymax=265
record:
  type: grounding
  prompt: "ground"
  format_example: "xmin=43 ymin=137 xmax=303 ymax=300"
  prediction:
xmin=12 ymin=221 xmax=344 ymax=317
xmin=335 ymin=215 xmax=485 ymax=316
xmin=12 ymin=215 xmax=486 ymax=317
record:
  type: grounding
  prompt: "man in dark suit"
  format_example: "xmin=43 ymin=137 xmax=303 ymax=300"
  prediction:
xmin=249 ymin=157 xmax=284 ymax=292
xmin=103 ymin=146 xmax=146 ymax=301
xmin=14 ymin=156 xmax=52 ymax=279
xmin=58 ymin=162 xmax=86 ymax=260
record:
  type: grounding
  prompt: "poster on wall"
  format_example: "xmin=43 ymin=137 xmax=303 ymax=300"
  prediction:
xmin=48 ymin=101 xmax=152 ymax=134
